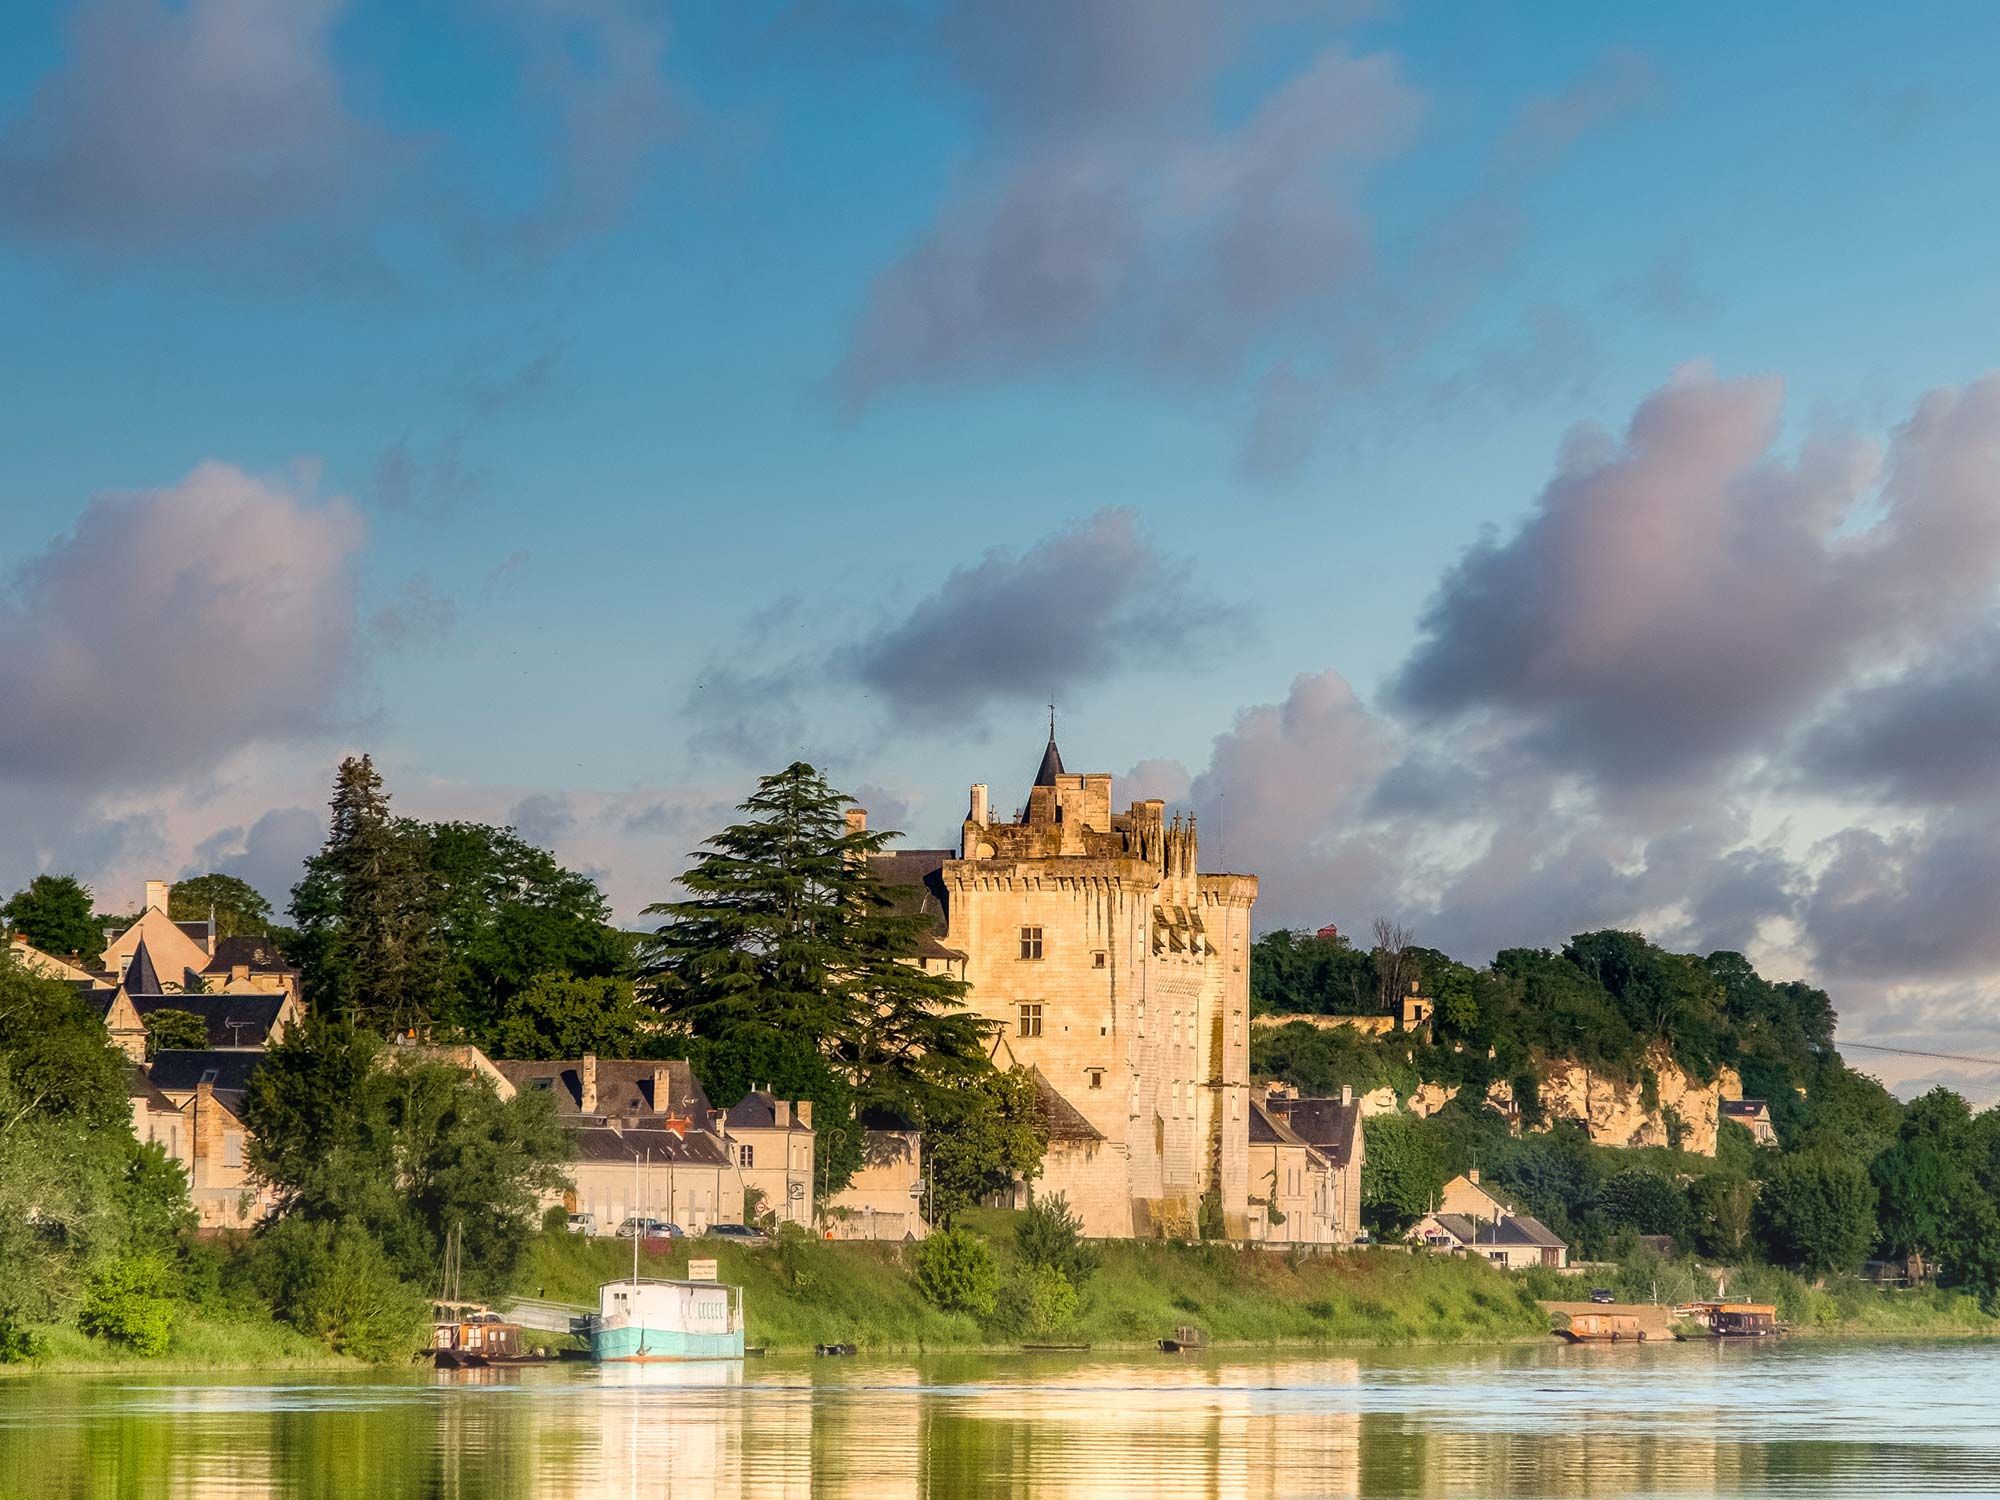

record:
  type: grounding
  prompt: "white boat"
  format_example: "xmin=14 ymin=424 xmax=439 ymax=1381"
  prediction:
xmin=590 ymin=1276 xmax=744 ymax=1362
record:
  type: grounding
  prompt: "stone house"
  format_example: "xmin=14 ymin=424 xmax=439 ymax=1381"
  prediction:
xmin=99 ymin=880 xmax=301 ymax=1002
xmin=1413 ymin=1171 xmax=1568 ymax=1268
xmin=723 ymin=1090 xmax=817 ymax=1230
xmin=145 ymin=1049 xmax=275 ymax=1229
xmin=870 ymin=728 xmax=1258 ymax=1239
xmin=84 ymin=937 xmax=302 ymax=1061
xmin=489 ymin=1053 xmax=816 ymax=1233
xmin=824 ymin=1127 xmax=930 ymax=1240
xmin=1250 ymin=1087 xmax=1366 ymax=1245
xmin=1720 ymin=1097 xmax=1778 ymax=1145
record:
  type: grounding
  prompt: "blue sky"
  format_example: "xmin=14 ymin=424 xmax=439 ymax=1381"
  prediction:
xmin=5 ymin=0 xmax=2000 ymax=1093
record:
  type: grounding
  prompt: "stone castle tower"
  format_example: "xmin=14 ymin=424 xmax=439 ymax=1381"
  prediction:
xmin=876 ymin=727 xmax=1257 ymax=1237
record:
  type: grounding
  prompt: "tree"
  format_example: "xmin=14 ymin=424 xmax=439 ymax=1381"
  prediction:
xmin=1687 ymin=1173 xmax=1754 ymax=1259
xmin=3 ymin=874 xmax=102 ymax=961
xmin=1250 ymin=929 xmax=1378 ymax=1016
xmin=169 ymin=874 xmax=275 ymax=941
xmin=243 ymin=1014 xmax=573 ymax=1293
xmin=1016 ymin=1191 xmax=1097 ymax=1289
xmin=1360 ymin=1114 xmax=1449 ymax=1234
xmin=921 ymin=1067 xmax=1047 ymax=1225
xmin=912 ymin=1226 xmax=999 ymax=1317
xmin=251 ymin=1218 xmax=431 ymax=1363
xmin=143 ymin=1008 xmax=209 ymax=1059
xmin=1757 ymin=1155 xmax=1876 ymax=1274
xmin=289 ymin=756 xmax=450 ymax=1032
xmin=645 ymin=762 xmax=997 ymax=1194
xmin=1595 ymin=1167 xmax=1694 ymax=1244
xmin=426 ymin=822 xmax=629 ymax=1038
xmin=1373 ymin=918 xmax=1416 ymax=1012
xmin=488 ymin=972 xmax=657 ymax=1060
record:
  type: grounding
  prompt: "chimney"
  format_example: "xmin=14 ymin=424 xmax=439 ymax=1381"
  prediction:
xmin=1341 ymin=1084 xmax=1352 ymax=1107
xmin=145 ymin=880 xmax=170 ymax=914
xmin=231 ymin=964 xmax=250 ymax=984
xmin=581 ymin=1053 xmax=599 ymax=1115
xmin=845 ymin=807 xmax=868 ymax=836
xmin=1468 ymin=1167 xmax=1480 ymax=1186
xmin=774 ymin=1099 xmax=791 ymax=1129
xmin=665 ymin=1115 xmax=689 ymax=1139
xmin=969 ymin=783 xmax=990 ymax=826
xmin=652 ymin=1066 xmax=673 ymax=1117
xmin=795 ymin=1100 xmax=813 ymax=1129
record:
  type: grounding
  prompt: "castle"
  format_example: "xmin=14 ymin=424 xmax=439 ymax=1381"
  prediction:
xmin=872 ymin=728 xmax=1258 ymax=1238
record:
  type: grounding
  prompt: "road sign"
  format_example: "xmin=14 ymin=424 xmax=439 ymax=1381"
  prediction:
xmin=687 ymin=1257 xmax=718 ymax=1282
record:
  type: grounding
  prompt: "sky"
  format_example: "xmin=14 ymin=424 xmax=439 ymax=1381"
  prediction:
xmin=4 ymin=0 xmax=2000 ymax=1099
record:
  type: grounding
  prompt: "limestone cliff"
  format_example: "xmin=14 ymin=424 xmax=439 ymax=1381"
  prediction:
xmin=1391 ymin=1050 xmax=1742 ymax=1156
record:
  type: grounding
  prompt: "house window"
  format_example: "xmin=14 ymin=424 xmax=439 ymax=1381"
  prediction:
xmin=1092 ymin=950 xmax=1107 ymax=969
xmin=738 ymin=1144 xmax=754 ymax=1168
xmin=1087 ymin=1068 xmax=1104 ymax=1090
xmin=223 ymin=1131 xmax=243 ymax=1169
xmin=1018 ymin=1003 xmax=1043 ymax=1038
xmin=1019 ymin=926 xmax=1043 ymax=960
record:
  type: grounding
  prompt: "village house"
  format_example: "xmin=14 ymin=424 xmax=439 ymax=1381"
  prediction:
xmin=88 ymin=937 xmax=302 ymax=1061
xmin=1720 ymin=1097 xmax=1778 ymax=1145
xmin=1254 ymin=1086 xmax=1367 ymax=1245
xmin=99 ymin=880 xmax=303 ymax=1004
xmin=145 ymin=1049 xmax=276 ymax=1228
xmin=824 ymin=1126 xmax=930 ymax=1241
xmin=1411 ymin=1171 xmax=1568 ymax=1269
xmin=488 ymin=1053 xmax=819 ymax=1235
xmin=870 ymin=727 xmax=1258 ymax=1239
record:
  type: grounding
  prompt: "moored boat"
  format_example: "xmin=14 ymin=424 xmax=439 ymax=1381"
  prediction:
xmin=589 ymin=1276 xmax=745 ymax=1362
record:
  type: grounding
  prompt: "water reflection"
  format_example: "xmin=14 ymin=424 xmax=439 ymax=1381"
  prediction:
xmin=4 ymin=1343 xmax=1999 ymax=1499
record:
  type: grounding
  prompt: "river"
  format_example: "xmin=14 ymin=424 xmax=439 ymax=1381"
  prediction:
xmin=4 ymin=1341 xmax=1995 ymax=1498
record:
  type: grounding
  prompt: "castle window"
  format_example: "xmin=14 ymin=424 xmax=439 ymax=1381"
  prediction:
xmin=1019 ymin=926 xmax=1043 ymax=960
xmin=1092 ymin=950 xmax=1107 ymax=969
xmin=1018 ymin=1003 xmax=1043 ymax=1038
xmin=1087 ymin=1068 xmax=1104 ymax=1090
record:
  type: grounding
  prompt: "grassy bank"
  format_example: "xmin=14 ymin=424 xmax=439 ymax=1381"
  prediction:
xmin=517 ymin=1210 xmax=1553 ymax=1352
xmin=1519 ymin=1258 xmax=2000 ymax=1339
xmin=3 ymin=1310 xmax=362 ymax=1377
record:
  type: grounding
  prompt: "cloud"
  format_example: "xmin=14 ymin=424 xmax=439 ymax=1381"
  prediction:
xmin=1495 ymin=47 xmax=1669 ymax=171
xmin=1393 ymin=368 xmax=2000 ymax=799
xmin=834 ymin=7 xmax=1422 ymax=404
xmin=186 ymin=806 xmax=325 ymax=909
xmin=0 ymin=461 xmax=365 ymax=789
xmin=0 ymin=0 xmax=396 ymax=262
xmin=838 ymin=508 xmax=1247 ymax=718
xmin=507 ymin=792 xmax=576 ymax=849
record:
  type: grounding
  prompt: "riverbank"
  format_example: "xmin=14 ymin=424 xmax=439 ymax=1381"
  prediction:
xmin=1 ymin=1312 xmax=363 ymax=1377
xmin=517 ymin=1212 xmax=1553 ymax=1352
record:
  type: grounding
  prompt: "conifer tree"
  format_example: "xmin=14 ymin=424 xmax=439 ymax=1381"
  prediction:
xmin=645 ymin=762 xmax=997 ymax=1192
xmin=290 ymin=756 xmax=448 ymax=1032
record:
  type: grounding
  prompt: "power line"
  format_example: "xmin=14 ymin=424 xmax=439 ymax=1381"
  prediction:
xmin=1840 ymin=1040 xmax=2000 ymax=1070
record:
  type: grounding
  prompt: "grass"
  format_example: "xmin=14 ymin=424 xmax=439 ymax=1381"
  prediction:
xmin=4 ymin=1309 xmax=362 ymax=1377
xmin=1516 ymin=1254 xmax=2000 ymax=1339
xmin=518 ymin=1213 xmax=1555 ymax=1353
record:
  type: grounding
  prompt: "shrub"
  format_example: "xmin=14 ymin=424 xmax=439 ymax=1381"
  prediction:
xmin=1016 ymin=1193 xmax=1097 ymax=1289
xmin=253 ymin=1220 xmax=429 ymax=1364
xmin=541 ymin=1204 xmax=570 ymax=1236
xmin=0 ymin=1312 xmax=43 ymax=1364
xmin=78 ymin=1252 xmax=179 ymax=1355
xmin=912 ymin=1227 xmax=999 ymax=1317
xmin=773 ymin=1222 xmax=824 ymax=1295
xmin=1023 ymin=1265 xmax=1079 ymax=1336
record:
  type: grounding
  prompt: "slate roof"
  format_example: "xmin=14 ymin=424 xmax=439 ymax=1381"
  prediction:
xmin=1030 ymin=1066 xmax=1104 ymax=1143
xmin=1033 ymin=734 xmax=1065 ymax=788
xmin=131 ymin=992 xmax=287 ymax=1048
xmin=1721 ymin=1098 xmax=1771 ymax=1117
xmin=871 ymin=849 xmax=963 ymax=960
xmin=148 ymin=1049 xmax=265 ymax=1114
xmin=127 ymin=1063 xmax=179 ymax=1113
xmin=1429 ymin=1210 xmax=1567 ymax=1250
xmin=574 ymin=1125 xmax=731 ymax=1166
xmin=724 ymin=1090 xmax=811 ymax=1131
xmin=123 ymin=939 xmax=165 ymax=997
xmin=1267 ymin=1097 xmax=1363 ymax=1169
xmin=1248 ymin=1099 xmax=1312 ymax=1149
xmin=491 ymin=1057 xmax=712 ymax=1121
xmin=174 ymin=920 xmax=213 ymax=947
xmin=203 ymin=936 xmax=296 ymax=975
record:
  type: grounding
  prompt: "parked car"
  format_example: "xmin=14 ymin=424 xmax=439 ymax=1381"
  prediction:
xmin=1588 ymin=1288 xmax=1616 ymax=1304
xmin=566 ymin=1212 xmax=599 ymax=1237
xmin=615 ymin=1217 xmax=683 ymax=1240
xmin=704 ymin=1223 xmax=771 ymax=1246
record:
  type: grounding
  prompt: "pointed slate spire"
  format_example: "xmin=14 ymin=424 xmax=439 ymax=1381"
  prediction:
xmin=1033 ymin=704 xmax=1065 ymax=789
xmin=124 ymin=938 xmax=164 ymax=996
